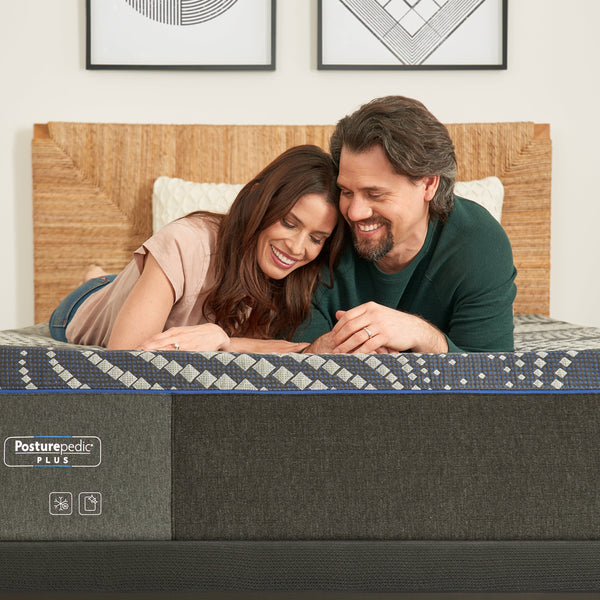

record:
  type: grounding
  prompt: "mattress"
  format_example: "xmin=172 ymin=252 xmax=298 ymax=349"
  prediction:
xmin=2 ymin=314 xmax=600 ymax=392
xmin=2 ymin=314 xmax=600 ymax=592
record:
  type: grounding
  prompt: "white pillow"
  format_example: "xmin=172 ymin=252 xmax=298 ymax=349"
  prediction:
xmin=152 ymin=175 xmax=504 ymax=233
xmin=153 ymin=177 xmax=243 ymax=233
xmin=454 ymin=176 xmax=504 ymax=222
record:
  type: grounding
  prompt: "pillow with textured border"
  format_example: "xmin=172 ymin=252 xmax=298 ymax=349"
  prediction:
xmin=153 ymin=177 xmax=244 ymax=233
xmin=454 ymin=176 xmax=504 ymax=222
xmin=153 ymin=175 xmax=504 ymax=233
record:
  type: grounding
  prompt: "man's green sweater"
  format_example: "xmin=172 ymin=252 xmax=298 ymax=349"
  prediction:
xmin=294 ymin=197 xmax=517 ymax=353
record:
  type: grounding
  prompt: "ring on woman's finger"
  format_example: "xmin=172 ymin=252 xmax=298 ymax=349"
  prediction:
xmin=364 ymin=327 xmax=374 ymax=339
xmin=173 ymin=342 xmax=180 ymax=350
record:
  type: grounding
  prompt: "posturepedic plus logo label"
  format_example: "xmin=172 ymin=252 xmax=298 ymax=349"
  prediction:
xmin=3 ymin=436 xmax=101 ymax=467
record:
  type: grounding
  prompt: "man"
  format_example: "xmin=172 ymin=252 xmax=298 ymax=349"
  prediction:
xmin=294 ymin=95 xmax=516 ymax=353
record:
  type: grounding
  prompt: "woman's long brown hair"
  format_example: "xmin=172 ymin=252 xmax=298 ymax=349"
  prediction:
xmin=202 ymin=144 xmax=345 ymax=339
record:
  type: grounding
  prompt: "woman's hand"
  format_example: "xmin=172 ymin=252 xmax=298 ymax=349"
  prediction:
xmin=137 ymin=323 xmax=231 ymax=352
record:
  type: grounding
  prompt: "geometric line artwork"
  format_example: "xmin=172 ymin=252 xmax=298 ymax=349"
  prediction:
xmin=340 ymin=0 xmax=486 ymax=65
xmin=125 ymin=0 xmax=238 ymax=26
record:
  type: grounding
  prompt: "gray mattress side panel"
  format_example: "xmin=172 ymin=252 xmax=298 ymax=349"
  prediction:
xmin=0 ymin=392 xmax=171 ymax=540
xmin=172 ymin=391 xmax=600 ymax=540
xmin=1 ymin=540 xmax=600 ymax=593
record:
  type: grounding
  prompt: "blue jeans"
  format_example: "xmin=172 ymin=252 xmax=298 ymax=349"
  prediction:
xmin=49 ymin=275 xmax=117 ymax=342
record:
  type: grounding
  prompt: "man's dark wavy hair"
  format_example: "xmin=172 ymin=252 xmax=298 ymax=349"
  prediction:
xmin=330 ymin=95 xmax=457 ymax=221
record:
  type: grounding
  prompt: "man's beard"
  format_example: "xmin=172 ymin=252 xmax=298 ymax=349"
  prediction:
xmin=351 ymin=219 xmax=394 ymax=262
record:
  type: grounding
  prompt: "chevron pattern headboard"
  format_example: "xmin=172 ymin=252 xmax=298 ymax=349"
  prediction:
xmin=32 ymin=122 xmax=551 ymax=322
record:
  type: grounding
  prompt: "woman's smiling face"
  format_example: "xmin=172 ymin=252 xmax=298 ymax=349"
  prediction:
xmin=256 ymin=193 xmax=338 ymax=280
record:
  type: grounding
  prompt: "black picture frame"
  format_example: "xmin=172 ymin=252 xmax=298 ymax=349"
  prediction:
xmin=86 ymin=0 xmax=276 ymax=71
xmin=318 ymin=0 xmax=507 ymax=70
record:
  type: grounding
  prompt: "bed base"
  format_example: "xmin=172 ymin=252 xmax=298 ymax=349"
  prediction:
xmin=1 ymin=541 xmax=600 ymax=593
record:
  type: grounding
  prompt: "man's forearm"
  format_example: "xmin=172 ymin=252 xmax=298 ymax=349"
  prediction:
xmin=409 ymin=316 xmax=449 ymax=353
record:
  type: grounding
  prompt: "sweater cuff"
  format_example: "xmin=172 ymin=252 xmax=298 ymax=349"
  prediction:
xmin=445 ymin=336 xmax=464 ymax=353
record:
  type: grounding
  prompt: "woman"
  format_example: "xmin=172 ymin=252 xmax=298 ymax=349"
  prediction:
xmin=49 ymin=145 xmax=345 ymax=352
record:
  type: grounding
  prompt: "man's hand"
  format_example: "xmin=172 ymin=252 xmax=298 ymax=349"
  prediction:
xmin=331 ymin=301 xmax=449 ymax=354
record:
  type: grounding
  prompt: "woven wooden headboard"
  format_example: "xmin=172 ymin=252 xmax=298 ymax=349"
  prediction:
xmin=32 ymin=122 xmax=551 ymax=323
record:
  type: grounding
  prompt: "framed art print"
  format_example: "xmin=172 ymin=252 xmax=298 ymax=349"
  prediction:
xmin=87 ymin=0 xmax=276 ymax=70
xmin=318 ymin=0 xmax=507 ymax=70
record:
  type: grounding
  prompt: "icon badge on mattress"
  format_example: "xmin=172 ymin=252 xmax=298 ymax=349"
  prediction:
xmin=79 ymin=492 xmax=102 ymax=516
xmin=49 ymin=491 xmax=73 ymax=516
xmin=3 ymin=435 xmax=102 ymax=467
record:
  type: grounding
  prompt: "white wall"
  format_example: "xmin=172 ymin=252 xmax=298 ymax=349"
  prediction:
xmin=2 ymin=0 xmax=599 ymax=329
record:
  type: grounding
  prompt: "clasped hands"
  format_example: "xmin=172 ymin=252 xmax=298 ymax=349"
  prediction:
xmin=134 ymin=302 xmax=446 ymax=354
xmin=306 ymin=301 xmax=448 ymax=355
xmin=134 ymin=303 xmax=402 ymax=354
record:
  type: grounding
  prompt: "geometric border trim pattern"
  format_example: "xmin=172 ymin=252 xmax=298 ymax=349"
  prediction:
xmin=3 ymin=315 xmax=600 ymax=393
xmin=3 ymin=346 xmax=599 ymax=394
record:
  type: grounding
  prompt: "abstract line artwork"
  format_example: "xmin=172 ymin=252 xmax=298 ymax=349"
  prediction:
xmin=125 ymin=0 xmax=238 ymax=26
xmin=344 ymin=0 xmax=484 ymax=65
xmin=319 ymin=0 xmax=506 ymax=69
xmin=87 ymin=0 xmax=275 ymax=70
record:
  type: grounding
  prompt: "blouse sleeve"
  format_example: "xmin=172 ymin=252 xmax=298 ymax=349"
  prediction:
xmin=134 ymin=216 xmax=215 ymax=303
